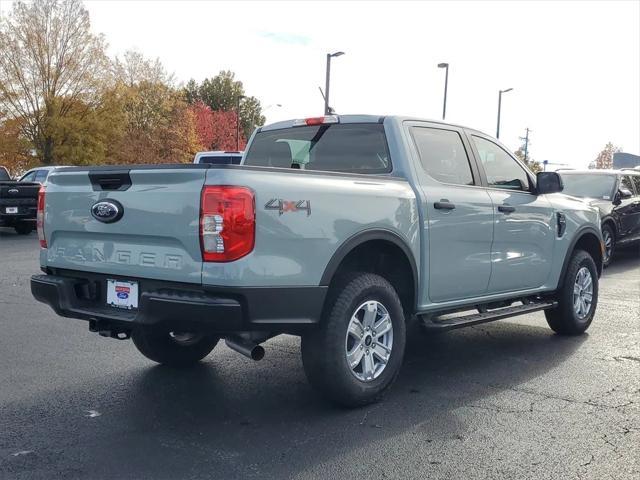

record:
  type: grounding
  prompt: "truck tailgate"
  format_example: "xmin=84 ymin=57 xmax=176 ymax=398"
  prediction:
xmin=43 ymin=167 xmax=207 ymax=283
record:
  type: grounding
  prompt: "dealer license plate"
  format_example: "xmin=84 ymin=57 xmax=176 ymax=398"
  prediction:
xmin=106 ymin=279 xmax=139 ymax=310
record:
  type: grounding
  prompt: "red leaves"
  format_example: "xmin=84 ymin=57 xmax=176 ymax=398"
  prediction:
xmin=189 ymin=102 xmax=246 ymax=151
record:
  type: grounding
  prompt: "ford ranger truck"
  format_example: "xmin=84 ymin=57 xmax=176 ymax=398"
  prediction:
xmin=31 ymin=115 xmax=604 ymax=407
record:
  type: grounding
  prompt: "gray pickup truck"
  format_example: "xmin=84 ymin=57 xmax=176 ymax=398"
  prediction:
xmin=31 ymin=115 xmax=603 ymax=406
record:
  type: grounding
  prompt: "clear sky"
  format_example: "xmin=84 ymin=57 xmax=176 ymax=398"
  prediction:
xmin=4 ymin=0 xmax=639 ymax=168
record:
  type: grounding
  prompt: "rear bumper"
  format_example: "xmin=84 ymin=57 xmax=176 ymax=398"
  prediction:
xmin=31 ymin=270 xmax=327 ymax=334
xmin=0 ymin=213 xmax=35 ymax=226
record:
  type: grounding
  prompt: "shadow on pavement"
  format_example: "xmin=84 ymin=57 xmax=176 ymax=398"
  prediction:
xmin=1 ymin=320 xmax=588 ymax=479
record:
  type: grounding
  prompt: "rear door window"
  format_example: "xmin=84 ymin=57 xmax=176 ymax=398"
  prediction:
xmin=410 ymin=127 xmax=475 ymax=186
xmin=244 ymin=124 xmax=391 ymax=174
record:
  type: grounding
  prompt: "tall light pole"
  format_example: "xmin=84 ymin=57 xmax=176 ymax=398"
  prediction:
xmin=236 ymin=94 xmax=246 ymax=150
xmin=324 ymin=51 xmax=345 ymax=115
xmin=496 ymin=88 xmax=513 ymax=139
xmin=437 ymin=63 xmax=449 ymax=120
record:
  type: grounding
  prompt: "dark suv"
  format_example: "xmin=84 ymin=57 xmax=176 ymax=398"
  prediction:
xmin=559 ymin=169 xmax=640 ymax=266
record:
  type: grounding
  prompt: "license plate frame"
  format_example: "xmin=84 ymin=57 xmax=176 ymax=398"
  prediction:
xmin=6 ymin=207 xmax=18 ymax=214
xmin=106 ymin=279 xmax=139 ymax=310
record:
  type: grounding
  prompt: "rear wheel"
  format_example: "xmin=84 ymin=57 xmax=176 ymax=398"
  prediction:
xmin=14 ymin=223 xmax=33 ymax=235
xmin=132 ymin=329 xmax=219 ymax=367
xmin=545 ymin=249 xmax=598 ymax=335
xmin=601 ymin=223 xmax=615 ymax=267
xmin=301 ymin=272 xmax=406 ymax=407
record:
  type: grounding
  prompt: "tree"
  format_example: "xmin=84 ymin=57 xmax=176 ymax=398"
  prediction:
xmin=593 ymin=142 xmax=621 ymax=169
xmin=0 ymin=0 xmax=111 ymax=165
xmin=43 ymin=91 xmax=124 ymax=165
xmin=210 ymin=110 xmax=245 ymax=151
xmin=189 ymin=101 xmax=215 ymax=150
xmin=114 ymin=50 xmax=173 ymax=88
xmin=514 ymin=147 xmax=542 ymax=173
xmin=183 ymin=71 xmax=265 ymax=141
xmin=0 ymin=112 xmax=33 ymax=176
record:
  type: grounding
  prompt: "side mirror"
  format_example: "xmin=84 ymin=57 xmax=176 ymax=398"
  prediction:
xmin=619 ymin=188 xmax=633 ymax=200
xmin=536 ymin=172 xmax=563 ymax=195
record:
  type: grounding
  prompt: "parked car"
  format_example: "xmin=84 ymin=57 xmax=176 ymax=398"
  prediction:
xmin=19 ymin=166 xmax=63 ymax=185
xmin=0 ymin=178 xmax=41 ymax=235
xmin=193 ymin=151 xmax=243 ymax=165
xmin=0 ymin=166 xmax=11 ymax=181
xmin=559 ymin=169 xmax=640 ymax=266
xmin=31 ymin=115 xmax=603 ymax=406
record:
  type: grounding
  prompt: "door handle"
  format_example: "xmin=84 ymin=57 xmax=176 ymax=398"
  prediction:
xmin=498 ymin=204 xmax=516 ymax=214
xmin=434 ymin=200 xmax=456 ymax=210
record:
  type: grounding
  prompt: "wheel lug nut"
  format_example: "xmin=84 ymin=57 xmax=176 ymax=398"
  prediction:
xmin=366 ymin=349 xmax=370 ymax=354
xmin=360 ymin=345 xmax=364 ymax=350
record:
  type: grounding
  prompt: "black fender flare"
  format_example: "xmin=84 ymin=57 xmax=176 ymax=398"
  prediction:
xmin=320 ymin=228 xmax=419 ymax=309
xmin=558 ymin=225 xmax=603 ymax=286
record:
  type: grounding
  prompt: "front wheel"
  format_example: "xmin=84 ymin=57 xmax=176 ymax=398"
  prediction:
xmin=132 ymin=329 xmax=219 ymax=367
xmin=301 ymin=273 xmax=406 ymax=407
xmin=545 ymin=249 xmax=599 ymax=335
xmin=601 ymin=224 xmax=615 ymax=268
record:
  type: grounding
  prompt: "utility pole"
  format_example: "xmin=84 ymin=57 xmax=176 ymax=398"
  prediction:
xmin=236 ymin=95 xmax=245 ymax=151
xmin=519 ymin=128 xmax=531 ymax=163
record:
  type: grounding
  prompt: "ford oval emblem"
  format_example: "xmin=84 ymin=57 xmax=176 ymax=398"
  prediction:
xmin=91 ymin=199 xmax=124 ymax=223
xmin=8 ymin=188 xmax=18 ymax=194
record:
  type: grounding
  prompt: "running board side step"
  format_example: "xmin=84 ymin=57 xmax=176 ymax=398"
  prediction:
xmin=419 ymin=301 xmax=557 ymax=332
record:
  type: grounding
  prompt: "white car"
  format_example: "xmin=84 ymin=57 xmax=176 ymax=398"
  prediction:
xmin=19 ymin=166 xmax=67 ymax=184
xmin=193 ymin=151 xmax=243 ymax=165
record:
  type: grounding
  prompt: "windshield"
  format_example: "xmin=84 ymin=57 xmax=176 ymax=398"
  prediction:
xmin=560 ymin=174 xmax=617 ymax=200
xmin=244 ymin=123 xmax=391 ymax=174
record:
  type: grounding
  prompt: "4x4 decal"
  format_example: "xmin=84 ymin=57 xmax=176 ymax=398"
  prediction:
xmin=265 ymin=198 xmax=311 ymax=216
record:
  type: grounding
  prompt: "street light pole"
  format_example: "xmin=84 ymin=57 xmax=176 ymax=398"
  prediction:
xmin=236 ymin=95 xmax=245 ymax=151
xmin=324 ymin=51 xmax=345 ymax=115
xmin=437 ymin=63 xmax=449 ymax=120
xmin=496 ymin=87 xmax=513 ymax=139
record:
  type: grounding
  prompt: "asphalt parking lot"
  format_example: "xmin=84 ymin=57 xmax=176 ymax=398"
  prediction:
xmin=1 ymin=229 xmax=638 ymax=480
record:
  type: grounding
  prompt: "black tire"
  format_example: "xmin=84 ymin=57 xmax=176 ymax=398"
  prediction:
xmin=14 ymin=223 xmax=33 ymax=235
xmin=301 ymin=272 xmax=406 ymax=407
xmin=545 ymin=249 xmax=598 ymax=335
xmin=601 ymin=223 xmax=615 ymax=268
xmin=132 ymin=329 xmax=219 ymax=367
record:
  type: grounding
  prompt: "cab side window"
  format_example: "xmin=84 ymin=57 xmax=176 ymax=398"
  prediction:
xmin=620 ymin=175 xmax=635 ymax=195
xmin=472 ymin=136 xmax=531 ymax=192
xmin=631 ymin=175 xmax=640 ymax=196
xmin=410 ymin=127 xmax=475 ymax=186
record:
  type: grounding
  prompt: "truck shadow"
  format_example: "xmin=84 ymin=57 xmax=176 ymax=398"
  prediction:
xmin=604 ymin=245 xmax=639 ymax=276
xmin=5 ymin=320 xmax=587 ymax=478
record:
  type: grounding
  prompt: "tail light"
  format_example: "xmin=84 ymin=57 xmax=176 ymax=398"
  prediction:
xmin=37 ymin=186 xmax=46 ymax=248
xmin=200 ymin=186 xmax=255 ymax=262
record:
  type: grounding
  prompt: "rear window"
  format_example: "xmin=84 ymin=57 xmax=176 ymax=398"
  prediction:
xmin=198 ymin=155 xmax=242 ymax=165
xmin=244 ymin=123 xmax=391 ymax=174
